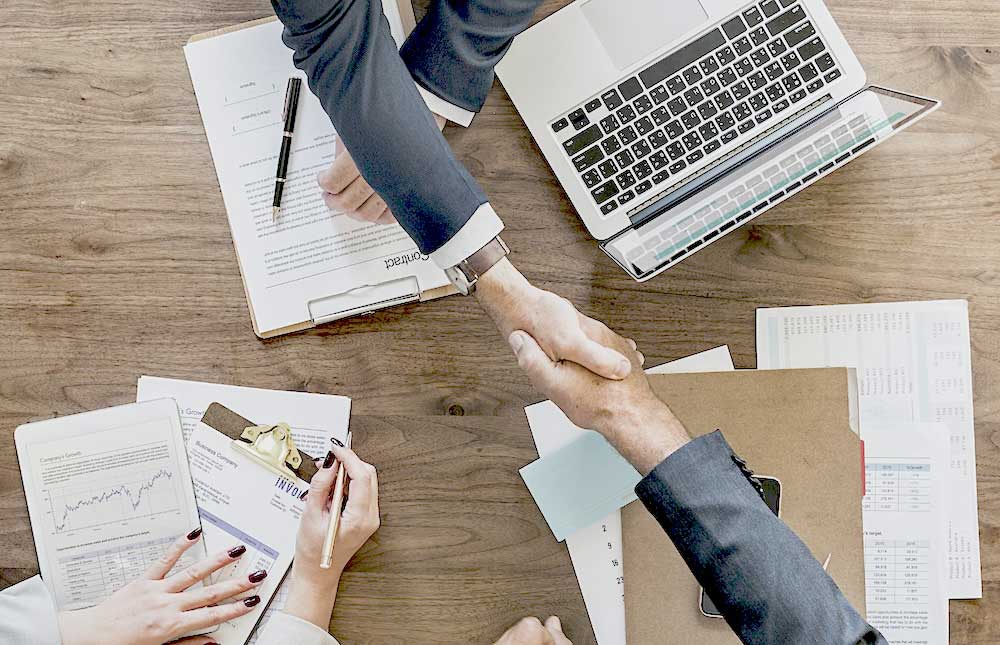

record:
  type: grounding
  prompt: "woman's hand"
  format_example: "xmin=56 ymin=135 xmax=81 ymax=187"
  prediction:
xmin=282 ymin=442 xmax=381 ymax=629
xmin=494 ymin=616 xmax=573 ymax=645
xmin=57 ymin=528 xmax=267 ymax=645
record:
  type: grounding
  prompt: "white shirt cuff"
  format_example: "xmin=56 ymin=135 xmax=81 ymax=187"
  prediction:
xmin=0 ymin=575 xmax=62 ymax=645
xmin=256 ymin=612 xmax=341 ymax=645
xmin=429 ymin=203 xmax=505 ymax=269
xmin=416 ymin=85 xmax=476 ymax=128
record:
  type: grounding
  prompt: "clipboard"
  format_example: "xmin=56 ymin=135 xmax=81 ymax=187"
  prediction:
xmin=186 ymin=6 xmax=457 ymax=339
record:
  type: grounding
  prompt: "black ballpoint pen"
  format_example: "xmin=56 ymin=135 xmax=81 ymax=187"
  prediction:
xmin=272 ymin=77 xmax=302 ymax=222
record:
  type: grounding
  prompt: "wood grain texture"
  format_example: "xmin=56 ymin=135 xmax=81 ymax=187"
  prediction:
xmin=0 ymin=0 xmax=997 ymax=641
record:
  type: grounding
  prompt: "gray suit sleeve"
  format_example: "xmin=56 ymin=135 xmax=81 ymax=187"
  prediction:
xmin=400 ymin=0 xmax=543 ymax=112
xmin=635 ymin=431 xmax=887 ymax=645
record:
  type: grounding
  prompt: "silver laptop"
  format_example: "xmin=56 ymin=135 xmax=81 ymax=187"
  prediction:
xmin=495 ymin=0 xmax=939 ymax=281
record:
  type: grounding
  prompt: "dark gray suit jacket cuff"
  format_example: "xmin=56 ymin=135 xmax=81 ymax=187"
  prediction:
xmin=635 ymin=431 xmax=885 ymax=645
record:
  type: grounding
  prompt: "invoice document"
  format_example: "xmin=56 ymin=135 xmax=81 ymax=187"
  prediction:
xmin=756 ymin=300 xmax=981 ymax=598
xmin=524 ymin=346 xmax=735 ymax=644
xmin=14 ymin=400 xmax=207 ymax=611
xmin=184 ymin=8 xmax=450 ymax=337
xmin=188 ymin=420 xmax=308 ymax=644
xmin=863 ymin=424 xmax=949 ymax=645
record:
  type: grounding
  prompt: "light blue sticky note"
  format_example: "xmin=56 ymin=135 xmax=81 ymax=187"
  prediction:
xmin=519 ymin=430 xmax=641 ymax=541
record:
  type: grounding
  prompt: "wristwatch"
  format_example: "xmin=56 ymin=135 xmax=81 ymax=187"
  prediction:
xmin=444 ymin=236 xmax=510 ymax=295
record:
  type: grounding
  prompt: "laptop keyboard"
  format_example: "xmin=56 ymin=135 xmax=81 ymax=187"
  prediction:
xmin=551 ymin=0 xmax=844 ymax=218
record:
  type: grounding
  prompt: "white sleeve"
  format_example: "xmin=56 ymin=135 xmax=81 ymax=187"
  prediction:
xmin=254 ymin=611 xmax=341 ymax=645
xmin=428 ymin=202 xmax=505 ymax=270
xmin=415 ymin=85 xmax=477 ymax=127
xmin=0 ymin=575 xmax=62 ymax=645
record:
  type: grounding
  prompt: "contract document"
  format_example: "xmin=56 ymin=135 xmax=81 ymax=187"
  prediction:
xmin=524 ymin=346 xmax=735 ymax=644
xmin=184 ymin=8 xmax=451 ymax=337
xmin=756 ymin=300 xmax=981 ymax=598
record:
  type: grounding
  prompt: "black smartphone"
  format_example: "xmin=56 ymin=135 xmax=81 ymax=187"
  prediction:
xmin=700 ymin=476 xmax=782 ymax=618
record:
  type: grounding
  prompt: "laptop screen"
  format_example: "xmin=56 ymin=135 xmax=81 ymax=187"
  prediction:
xmin=601 ymin=87 xmax=938 ymax=282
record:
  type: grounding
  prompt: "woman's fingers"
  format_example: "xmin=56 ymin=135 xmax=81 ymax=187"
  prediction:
xmin=329 ymin=444 xmax=376 ymax=512
xmin=304 ymin=451 xmax=340 ymax=516
xmin=177 ymin=569 xmax=267 ymax=610
xmin=164 ymin=544 xmax=247 ymax=593
xmin=180 ymin=595 xmax=261 ymax=633
xmin=143 ymin=528 xmax=202 ymax=580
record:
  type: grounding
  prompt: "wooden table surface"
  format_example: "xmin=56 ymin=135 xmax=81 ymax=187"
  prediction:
xmin=0 ymin=0 xmax=997 ymax=642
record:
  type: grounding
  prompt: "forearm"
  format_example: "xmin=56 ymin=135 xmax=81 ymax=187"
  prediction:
xmin=473 ymin=258 xmax=533 ymax=333
xmin=282 ymin=567 xmax=340 ymax=630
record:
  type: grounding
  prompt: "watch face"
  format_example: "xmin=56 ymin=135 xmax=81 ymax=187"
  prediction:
xmin=445 ymin=265 xmax=473 ymax=296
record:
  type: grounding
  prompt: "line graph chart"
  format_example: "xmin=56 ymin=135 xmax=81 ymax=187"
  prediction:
xmin=47 ymin=467 xmax=180 ymax=533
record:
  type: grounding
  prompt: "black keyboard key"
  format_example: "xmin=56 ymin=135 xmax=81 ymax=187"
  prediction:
xmin=765 ymin=82 xmax=785 ymax=101
xmin=602 ymin=89 xmax=624 ymax=110
xmin=600 ymin=201 xmax=617 ymax=215
xmin=582 ymin=169 xmax=602 ymax=188
xmin=573 ymin=145 xmax=604 ymax=172
xmin=619 ymin=189 xmax=636 ymax=204
xmin=798 ymin=38 xmax=825 ymax=62
xmin=749 ymin=92 xmax=768 ymax=111
xmin=650 ymin=150 xmax=669 ymax=169
xmin=619 ymin=125 xmax=639 ymax=144
xmin=761 ymin=0 xmax=780 ymax=17
xmin=732 ymin=81 xmax=752 ymax=100
xmin=719 ymin=67 xmax=738 ymax=87
xmin=721 ymin=129 xmax=739 ymax=143
xmin=790 ymin=88 xmax=807 ymax=103
xmin=785 ymin=21 xmax=816 ymax=48
xmin=681 ymin=109 xmax=701 ymax=130
xmin=669 ymin=160 xmax=688 ymax=173
xmin=780 ymin=0 xmax=796 ymax=6
xmin=649 ymin=130 xmax=669 ymax=149
xmin=799 ymin=62 xmax=819 ymax=82
xmin=563 ymin=125 xmax=601 ymax=156
xmin=650 ymin=86 xmax=670 ymax=104
xmin=651 ymin=106 xmax=670 ymax=126
xmin=665 ymin=120 xmax=684 ymax=139
xmin=750 ymin=27 xmax=769 ymax=47
xmin=616 ymin=169 xmax=637 ymax=189
xmin=764 ymin=61 xmax=784 ymax=81
xmin=585 ymin=98 xmax=602 ymax=112
xmin=700 ymin=56 xmax=721 ymax=76
xmin=600 ymin=114 xmax=620 ymax=134
xmin=667 ymin=97 xmax=687 ymax=117
xmin=601 ymin=136 xmax=622 ymax=155
xmin=734 ymin=36 xmax=753 ymax=55
xmin=632 ymin=139 xmax=652 ymax=159
xmin=619 ymin=77 xmax=643 ymax=101
xmin=716 ymin=111 xmax=736 ymax=131
xmin=773 ymin=98 xmax=790 ymax=113
xmin=635 ymin=179 xmax=653 ymax=193
xmin=683 ymin=66 xmax=703 ymax=85
xmin=743 ymin=7 xmax=764 ymax=26
xmin=634 ymin=160 xmax=653 ymax=179
xmin=552 ymin=118 xmax=569 ymax=133
xmin=748 ymin=71 xmax=767 ymax=90
xmin=824 ymin=69 xmax=842 ymax=82
xmin=699 ymin=121 xmax=720 ymax=141
xmin=717 ymin=46 xmax=737 ymax=66
xmin=754 ymin=108 xmax=773 ymax=124
xmin=816 ymin=53 xmax=835 ymax=72
xmin=617 ymin=105 xmax=638 ymax=123
xmin=682 ymin=131 xmax=703 ymax=151
xmin=782 ymin=74 xmax=802 ymax=92
xmin=715 ymin=91 xmax=735 ymax=110
xmin=751 ymin=48 xmax=771 ymax=67
xmin=598 ymin=159 xmax=618 ymax=178
xmin=639 ymin=28 xmax=726 ymax=88
xmin=781 ymin=51 xmax=802 ymax=71
xmin=615 ymin=150 xmax=635 ymax=167
xmin=573 ymin=116 xmax=590 ymax=130
xmin=768 ymin=39 xmax=788 ymax=57
xmin=766 ymin=6 xmax=805 ymax=37
xmin=698 ymin=101 xmax=719 ymax=120
xmin=735 ymin=57 xmax=754 ymax=76
xmin=635 ymin=96 xmax=654 ymax=114
xmin=635 ymin=116 xmax=655 ymax=135
xmin=666 ymin=142 xmax=685 ymax=160
xmin=733 ymin=101 xmax=752 ymax=121
xmin=591 ymin=180 xmax=619 ymax=204
xmin=722 ymin=15 xmax=748 ymax=39
xmin=653 ymin=170 xmax=671 ymax=184
xmin=569 ymin=108 xmax=586 ymax=122
xmin=666 ymin=75 xmax=686 ymax=95
xmin=807 ymin=78 xmax=825 ymax=93
xmin=701 ymin=77 xmax=721 ymax=96
xmin=686 ymin=149 xmax=705 ymax=164
xmin=738 ymin=119 xmax=756 ymax=134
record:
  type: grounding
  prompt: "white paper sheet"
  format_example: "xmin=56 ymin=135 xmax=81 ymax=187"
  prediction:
xmin=183 ymin=9 xmax=449 ymax=336
xmin=862 ymin=424 xmax=949 ymax=644
xmin=524 ymin=346 xmax=735 ymax=644
xmin=756 ymin=300 xmax=981 ymax=598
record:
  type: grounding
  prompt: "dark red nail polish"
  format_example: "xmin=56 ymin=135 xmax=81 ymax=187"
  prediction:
xmin=323 ymin=451 xmax=335 ymax=468
xmin=300 ymin=490 xmax=309 ymax=501
xmin=249 ymin=570 xmax=267 ymax=583
xmin=186 ymin=527 xmax=203 ymax=541
xmin=228 ymin=545 xmax=247 ymax=558
xmin=330 ymin=437 xmax=345 ymax=448
xmin=244 ymin=595 xmax=261 ymax=607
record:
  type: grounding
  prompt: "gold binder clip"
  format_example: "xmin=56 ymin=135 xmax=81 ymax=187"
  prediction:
xmin=232 ymin=423 xmax=302 ymax=480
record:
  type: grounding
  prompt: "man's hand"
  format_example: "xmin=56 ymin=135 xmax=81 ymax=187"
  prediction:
xmin=509 ymin=322 xmax=691 ymax=474
xmin=318 ymin=113 xmax=448 ymax=225
xmin=493 ymin=616 xmax=572 ymax=645
xmin=475 ymin=259 xmax=636 ymax=380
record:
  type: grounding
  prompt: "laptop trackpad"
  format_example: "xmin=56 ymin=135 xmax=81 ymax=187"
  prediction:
xmin=582 ymin=0 xmax=709 ymax=70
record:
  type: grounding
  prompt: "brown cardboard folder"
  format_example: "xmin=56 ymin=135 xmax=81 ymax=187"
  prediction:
xmin=623 ymin=368 xmax=865 ymax=643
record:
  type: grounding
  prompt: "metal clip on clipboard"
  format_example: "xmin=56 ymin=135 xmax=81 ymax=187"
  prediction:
xmin=232 ymin=422 xmax=303 ymax=481
xmin=308 ymin=275 xmax=421 ymax=325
